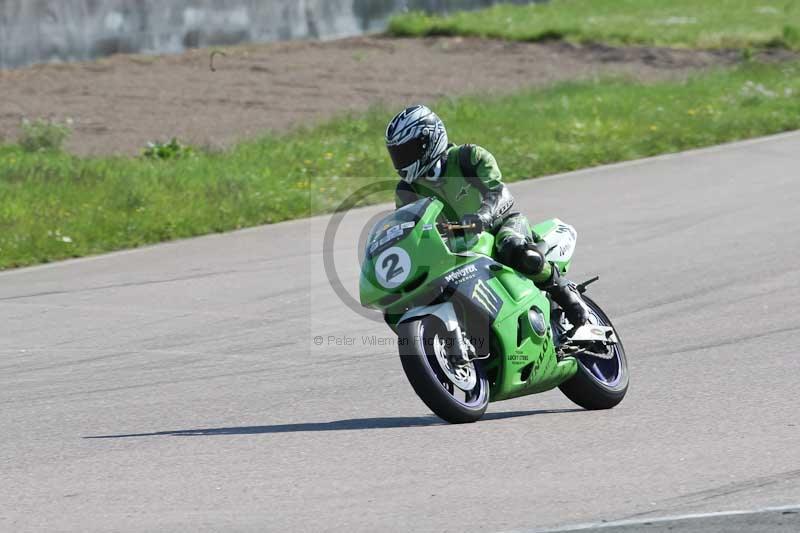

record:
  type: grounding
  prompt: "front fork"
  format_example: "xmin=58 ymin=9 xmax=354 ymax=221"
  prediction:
xmin=396 ymin=301 xmax=474 ymax=365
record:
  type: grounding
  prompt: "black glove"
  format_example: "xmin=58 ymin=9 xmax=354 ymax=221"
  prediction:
xmin=460 ymin=213 xmax=489 ymax=233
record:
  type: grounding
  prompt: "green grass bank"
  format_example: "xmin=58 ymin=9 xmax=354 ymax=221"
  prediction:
xmin=2 ymin=61 xmax=800 ymax=269
xmin=389 ymin=0 xmax=800 ymax=50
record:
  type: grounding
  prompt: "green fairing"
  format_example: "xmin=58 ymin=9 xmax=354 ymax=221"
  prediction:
xmin=360 ymin=198 xmax=578 ymax=402
xmin=532 ymin=219 xmax=571 ymax=274
xmin=532 ymin=219 xmax=558 ymax=241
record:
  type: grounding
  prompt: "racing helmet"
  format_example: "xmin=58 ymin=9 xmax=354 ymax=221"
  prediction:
xmin=385 ymin=105 xmax=449 ymax=183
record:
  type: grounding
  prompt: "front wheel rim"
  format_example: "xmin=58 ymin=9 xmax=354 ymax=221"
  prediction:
xmin=421 ymin=323 xmax=486 ymax=408
xmin=432 ymin=333 xmax=477 ymax=390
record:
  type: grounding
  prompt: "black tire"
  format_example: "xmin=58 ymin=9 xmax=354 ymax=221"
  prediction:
xmin=558 ymin=296 xmax=629 ymax=410
xmin=397 ymin=317 xmax=489 ymax=424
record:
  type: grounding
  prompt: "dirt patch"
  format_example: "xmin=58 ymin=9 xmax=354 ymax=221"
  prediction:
xmin=0 ymin=36 xmax=783 ymax=156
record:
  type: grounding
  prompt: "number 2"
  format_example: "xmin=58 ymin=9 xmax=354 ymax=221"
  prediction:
xmin=382 ymin=253 xmax=404 ymax=282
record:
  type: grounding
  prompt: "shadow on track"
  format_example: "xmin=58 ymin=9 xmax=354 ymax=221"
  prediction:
xmin=84 ymin=408 xmax=582 ymax=439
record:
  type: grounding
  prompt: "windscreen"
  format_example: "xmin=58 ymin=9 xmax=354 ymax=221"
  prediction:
xmin=365 ymin=198 xmax=432 ymax=259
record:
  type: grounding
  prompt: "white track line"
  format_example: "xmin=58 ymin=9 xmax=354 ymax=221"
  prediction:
xmin=511 ymin=503 xmax=800 ymax=532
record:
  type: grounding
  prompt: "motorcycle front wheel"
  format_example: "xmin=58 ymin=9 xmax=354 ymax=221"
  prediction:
xmin=397 ymin=317 xmax=489 ymax=424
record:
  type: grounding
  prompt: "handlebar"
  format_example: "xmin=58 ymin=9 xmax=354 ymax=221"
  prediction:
xmin=437 ymin=222 xmax=478 ymax=231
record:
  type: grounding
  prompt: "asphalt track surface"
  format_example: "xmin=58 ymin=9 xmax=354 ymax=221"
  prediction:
xmin=2 ymin=133 xmax=799 ymax=532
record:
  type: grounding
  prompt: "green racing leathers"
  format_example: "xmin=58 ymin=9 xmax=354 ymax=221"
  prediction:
xmin=395 ymin=143 xmax=550 ymax=280
xmin=394 ymin=143 xmax=588 ymax=327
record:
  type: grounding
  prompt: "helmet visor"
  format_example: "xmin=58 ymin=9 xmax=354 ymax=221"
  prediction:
xmin=387 ymin=137 xmax=426 ymax=172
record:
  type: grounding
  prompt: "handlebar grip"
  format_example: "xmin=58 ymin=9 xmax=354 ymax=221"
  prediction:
xmin=440 ymin=223 xmax=477 ymax=230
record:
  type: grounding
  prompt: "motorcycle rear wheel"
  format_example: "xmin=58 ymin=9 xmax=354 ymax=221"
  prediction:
xmin=397 ymin=317 xmax=489 ymax=424
xmin=558 ymin=295 xmax=629 ymax=410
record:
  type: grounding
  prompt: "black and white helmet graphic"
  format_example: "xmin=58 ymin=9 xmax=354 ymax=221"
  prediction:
xmin=385 ymin=105 xmax=449 ymax=183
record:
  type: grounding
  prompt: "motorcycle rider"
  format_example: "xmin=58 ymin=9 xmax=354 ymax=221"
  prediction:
xmin=385 ymin=104 xmax=589 ymax=328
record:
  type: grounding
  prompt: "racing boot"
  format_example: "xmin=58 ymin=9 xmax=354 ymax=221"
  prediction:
xmin=543 ymin=268 xmax=589 ymax=329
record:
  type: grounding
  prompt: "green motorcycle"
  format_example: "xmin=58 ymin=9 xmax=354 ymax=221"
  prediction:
xmin=360 ymin=198 xmax=629 ymax=423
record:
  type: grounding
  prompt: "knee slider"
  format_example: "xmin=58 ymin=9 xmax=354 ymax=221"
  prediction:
xmin=499 ymin=238 xmax=544 ymax=276
xmin=516 ymin=247 xmax=545 ymax=276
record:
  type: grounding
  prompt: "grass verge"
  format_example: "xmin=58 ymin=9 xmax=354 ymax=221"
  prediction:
xmin=2 ymin=61 xmax=800 ymax=269
xmin=389 ymin=0 xmax=800 ymax=50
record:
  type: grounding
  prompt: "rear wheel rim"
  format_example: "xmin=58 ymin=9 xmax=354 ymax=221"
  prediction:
xmin=578 ymin=305 xmax=623 ymax=388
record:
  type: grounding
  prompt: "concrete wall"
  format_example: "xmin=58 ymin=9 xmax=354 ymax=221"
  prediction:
xmin=0 ymin=0 xmax=539 ymax=69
